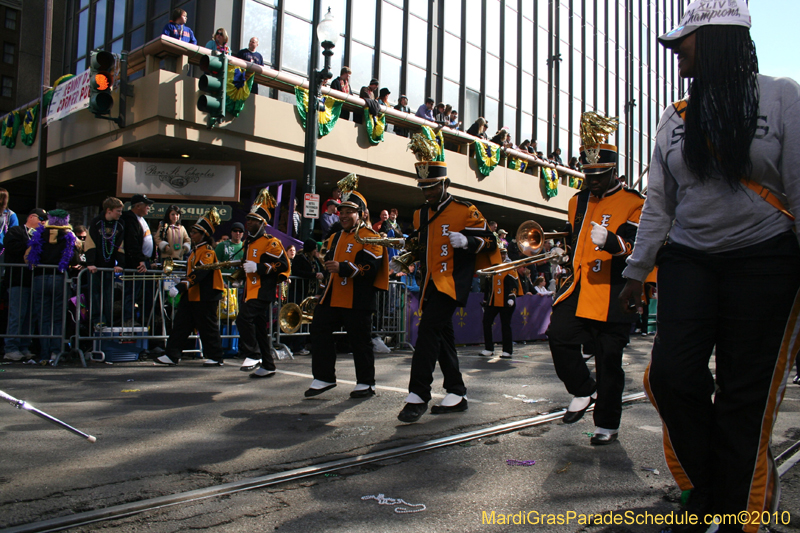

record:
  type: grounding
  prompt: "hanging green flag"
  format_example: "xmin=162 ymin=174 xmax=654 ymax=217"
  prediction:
xmin=474 ymin=140 xmax=502 ymax=176
xmin=569 ymin=174 xmax=584 ymax=190
xmin=295 ymin=86 xmax=344 ymax=137
xmin=541 ymin=166 xmax=559 ymax=197
xmin=420 ymin=126 xmax=445 ymax=161
xmin=21 ymin=104 xmax=39 ymax=146
xmin=508 ymin=157 xmax=527 ymax=173
xmin=225 ymin=63 xmax=254 ymax=118
xmin=364 ymin=108 xmax=386 ymax=144
xmin=1 ymin=111 xmax=20 ymax=149
xmin=42 ymin=74 xmax=76 ymax=116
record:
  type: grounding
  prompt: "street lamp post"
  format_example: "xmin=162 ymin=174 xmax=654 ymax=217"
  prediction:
xmin=300 ymin=8 xmax=339 ymax=241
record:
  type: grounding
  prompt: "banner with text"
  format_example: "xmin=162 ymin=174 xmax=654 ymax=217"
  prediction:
xmin=117 ymin=158 xmax=241 ymax=202
xmin=44 ymin=69 xmax=92 ymax=125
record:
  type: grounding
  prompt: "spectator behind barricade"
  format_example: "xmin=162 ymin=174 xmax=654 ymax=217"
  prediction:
xmin=162 ymin=8 xmax=197 ymax=45
xmin=448 ymin=109 xmax=461 ymax=130
xmin=373 ymin=210 xmax=389 ymax=232
xmin=519 ymin=140 xmax=531 ymax=153
xmin=496 ymin=229 xmax=509 ymax=249
xmin=85 ymin=197 xmax=125 ymax=327
xmin=322 ymin=189 xmax=342 ymax=211
xmin=552 ymin=147 xmax=564 ymax=166
xmin=569 ymin=156 xmax=581 ymax=171
xmin=320 ymin=200 xmax=339 ymax=236
xmin=25 ymin=209 xmax=80 ymax=363
xmin=330 ymin=67 xmax=353 ymax=120
xmin=534 ymin=276 xmax=554 ymax=298
xmin=490 ymin=128 xmax=512 ymax=149
xmin=378 ymin=87 xmax=391 ymax=106
xmin=359 ymin=79 xmax=381 ymax=120
xmin=292 ymin=198 xmax=301 ymax=237
xmin=0 ymin=187 xmax=18 ymax=258
xmin=531 ymin=140 xmax=538 ymax=154
xmin=293 ymin=238 xmax=325 ymax=300
xmin=206 ymin=28 xmax=230 ymax=55
xmin=400 ymin=262 xmax=420 ymax=295
xmin=73 ymin=225 xmax=87 ymax=264
xmin=234 ymin=37 xmax=263 ymax=95
xmin=393 ymin=95 xmax=411 ymax=137
xmin=121 ymin=194 xmax=156 ymax=327
xmin=434 ymin=102 xmax=447 ymax=124
xmin=466 ymin=117 xmax=489 ymax=140
xmin=155 ymin=205 xmax=190 ymax=260
xmin=518 ymin=267 xmax=534 ymax=295
xmin=362 ymin=208 xmax=372 ymax=229
xmin=214 ymin=222 xmax=245 ymax=274
xmin=379 ymin=211 xmax=401 ymax=262
xmin=416 ymin=97 xmax=435 ymax=122
xmin=3 ymin=208 xmax=45 ymax=361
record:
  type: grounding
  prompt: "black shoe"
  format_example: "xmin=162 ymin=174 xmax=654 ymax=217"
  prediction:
xmin=250 ymin=368 xmax=276 ymax=379
xmin=397 ymin=402 xmax=428 ymax=423
xmin=350 ymin=387 xmax=376 ymax=399
xmin=590 ymin=432 xmax=618 ymax=445
xmin=304 ymin=384 xmax=336 ymax=397
xmin=563 ymin=396 xmax=595 ymax=424
xmin=431 ymin=398 xmax=468 ymax=414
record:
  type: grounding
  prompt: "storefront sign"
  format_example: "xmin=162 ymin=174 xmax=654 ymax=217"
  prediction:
xmin=45 ymin=69 xmax=92 ymax=125
xmin=123 ymin=202 xmax=233 ymax=221
xmin=117 ymin=158 xmax=240 ymax=202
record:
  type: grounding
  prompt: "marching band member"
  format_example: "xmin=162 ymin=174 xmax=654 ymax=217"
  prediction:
xmin=395 ymin=144 xmax=499 ymax=423
xmin=548 ymin=112 xmax=644 ymax=445
xmin=239 ymin=189 xmax=291 ymax=378
xmin=304 ymin=174 xmax=389 ymax=398
xmin=480 ymin=246 xmax=522 ymax=359
xmin=156 ymin=208 xmax=225 ymax=366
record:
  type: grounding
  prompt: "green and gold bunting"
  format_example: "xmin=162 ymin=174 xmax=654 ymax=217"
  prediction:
xmin=508 ymin=157 xmax=527 ymax=173
xmin=1 ymin=110 xmax=20 ymax=149
xmin=21 ymin=104 xmax=39 ymax=146
xmin=226 ymin=64 xmax=254 ymax=117
xmin=364 ymin=108 xmax=386 ymax=144
xmin=474 ymin=140 xmax=502 ymax=176
xmin=295 ymin=86 xmax=344 ymax=137
xmin=42 ymin=74 xmax=75 ymax=115
xmin=541 ymin=166 xmax=559 ymax=197
xmin=420 ymin=126 xmax=445 ymax=161
xmin=569 ymin=174 xmax=584 ymax=190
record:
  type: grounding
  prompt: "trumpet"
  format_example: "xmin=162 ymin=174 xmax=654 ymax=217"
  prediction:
xmin=279 ymin=296 xmax=318 ymax=334
xmin=353 ymin=222 xmax=407 ymax=249
xmin=477 ymin=220 xmax=570 ymax=276
xmin=194 ymin=259 xmax=244 ymax=271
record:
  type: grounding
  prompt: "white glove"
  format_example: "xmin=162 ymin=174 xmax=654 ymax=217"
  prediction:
xmin=158 ymin=241 xmax=168 ymax=251
xmin=243 ymin=260 xmax=258 ymax=274
xmin=389 ymin=259 xmax=404 ymax=274
xmin=449 ymin=231 xmax=468 ymax=249
xmin=168 ymin=286 xmax=179 ymax=298
xmin=590 ymin=222 xmax=608 ymax=248
xmin=183 ymin=243 xmax=192 ymax=253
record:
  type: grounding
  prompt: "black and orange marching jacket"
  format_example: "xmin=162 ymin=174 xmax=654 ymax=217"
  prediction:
xmin=318 ymin=225 xmax=389 ymax=311
xmin=554 ymin=183 xmax=644 ymax=323
xmin=242 ymin=233 xmax=290 ymax=302
xmin=176 ymin=243 xmax=225 ymax=302
xmin=483 ymin=268 xmax=523 ymax=307
xmin=414 ymin=195 xmax=500 ymax=306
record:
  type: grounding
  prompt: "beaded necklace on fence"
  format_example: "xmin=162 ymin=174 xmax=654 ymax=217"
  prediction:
xmin=100 ymin=219 xmax=120 ymax=262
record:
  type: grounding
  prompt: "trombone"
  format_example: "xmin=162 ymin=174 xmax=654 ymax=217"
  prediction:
xmin=119 ymin=259 xmax=187 ymax=281
xmin=477 ymin=220 xmax=570 ymax=276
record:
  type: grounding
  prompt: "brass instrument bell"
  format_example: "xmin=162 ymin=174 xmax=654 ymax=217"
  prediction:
xmin=279 ymin=296 xmax=318 ymax=334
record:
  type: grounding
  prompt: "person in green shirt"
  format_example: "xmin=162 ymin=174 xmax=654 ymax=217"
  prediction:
xmin=214 ymin=222 xmax=245 ymax=273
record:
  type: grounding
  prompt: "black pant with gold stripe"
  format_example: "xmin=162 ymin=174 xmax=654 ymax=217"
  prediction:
xmin=646 ymin=232 xmax=800 ymax=532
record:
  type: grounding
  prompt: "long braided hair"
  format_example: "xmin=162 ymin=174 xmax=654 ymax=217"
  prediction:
xmin=683 ymin=26 xmax=759 ymax=189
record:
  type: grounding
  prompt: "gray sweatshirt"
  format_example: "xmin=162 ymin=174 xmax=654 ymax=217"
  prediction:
xmin=624 ymin=74 xmax=800 ymax=282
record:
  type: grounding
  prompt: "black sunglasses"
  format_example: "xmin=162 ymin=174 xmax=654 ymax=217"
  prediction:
xmin=231 ymin=229 xmax=244 ymax=232
xmin=78 ymin=235 xmax=87 ymax=240
xmin=216 ymin=31 xmax=224 ymax=36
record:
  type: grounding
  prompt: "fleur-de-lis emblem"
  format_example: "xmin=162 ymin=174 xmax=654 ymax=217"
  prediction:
xmin=413 ymin=308 xmax=422 ymax=327
xmin=456 ymin=307 xmax=467 ymax=327
xmin=519 ymin=306 xmax=530 ymax=326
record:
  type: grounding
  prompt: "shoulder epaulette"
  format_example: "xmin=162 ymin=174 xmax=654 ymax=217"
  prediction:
xmin=452 ymin=197 xmax=474 ymax=208
xmin=622 ymin=187 xmax=646 ymax=200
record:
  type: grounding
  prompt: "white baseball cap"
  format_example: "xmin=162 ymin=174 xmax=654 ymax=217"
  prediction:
xmin=658 ymin=0 xmax=750 ymax=46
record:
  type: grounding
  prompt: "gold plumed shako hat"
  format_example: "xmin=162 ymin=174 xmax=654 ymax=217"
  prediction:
xmin=408 ymin=132 xmax=447 ymax=188
xmin=247 ymin=188 xmax=275 ymax=224
xmin=337 ymin=173 xmax=367 ymax=213
xmin=193 ymin=207 xmax=220 ymax=237
xmin=579 ymin=112 xmax=620 ymax=175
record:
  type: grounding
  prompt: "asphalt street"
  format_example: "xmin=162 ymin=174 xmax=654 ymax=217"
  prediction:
xmin=1 ymin=335 xmax=799 ymax=532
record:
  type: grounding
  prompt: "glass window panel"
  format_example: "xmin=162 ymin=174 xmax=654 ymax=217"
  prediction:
xmin=559 ymin=4 xmax=569 ymax=42
xmin=4 ymin=43 xmax=14 ymax=64
xmin=243 ymin=1 xmax=278 ymax=65
xmin=94 ymin=0 xmax=107 ymax=48
xmin=407 ymin=15 xmax=427 ymax=67
xmin=353 ymin=0 xmax=376 ymax=46
xmin=445 ymin=0 xmax=461 ymax=37
xmin=586 ymin=24 xmax=594 ymax=62
xmin=538 ymin=0 xmax=548 ymax=30
xmin=504 ymin=104 xmax=516 ymax=140
xmin=522 ymin=18 xmax=533 ymax=74
xmin=585 ymin=58 xmax=594 ymax=110
xmin=558 ymin=90 xmax=569 ymax=133
xmin=465 ymin=89 xmax=480 ymax=127
xmin=572 ymin=46 xmax=581 ymax=95
xmin=409 ymin=0 xmax=427 ymax=20
xmin=484 ymin=97 xmax=499 ymax=133
xmin=598 ymin=0 xmax=605 ymax=35
xmin=380 ymin=53 xmax=401 ymax=96
xmin=465 ymin=44 xmax=481 ymax=90
xmin=76 ymin=8 xmax=89 ymax=59
xmin=81 ymin=0 xmax=89 ymax=7
xmin=443 ymin=79 xmax=459 ymax=112
xmin=130 ymin=26 xmax=145 ymax=50
xmin=522 ymin=0 xmax=533 ymax=21
xmin=633 ymin=15 xmax=639 ymax=60
xmin=112 ymin=0 xmax=125 ymax=38
xmin=406 ymin=63 xmax=426 ymax=111
xmin=536 ymin=78 xmax=548 ymax=122
xmin=521 ymin=71 xmax=533 ymax=113
xmin=521 ymin=113 xmax=533 ymax=143
xmin=111 ymin=37 xmax=123 ymax=55
xmin=153 ymin=0 xmax=169 ymax=16
xmin=504 ymin=63 xmax=516 ymax=105
xmin=505 ymin=6 xmax=517 ymax=63
xmin=381 ymin=1 xmax=403 ymax=57
xmin=537 ymin=117 xmax=548 ymax=148
xmin=537 ymin=22 xmax=549 ymax=67
xmin=466 ymin=0 xmax=482 ymax=46
xmin=282 ymin=15 xmax=312 ymax=74
xmin=485 ymin=54 xmax=499 ymax=98
xmin=351 ymin=41 xmax=375 ymax=86
xmin=443 ymin=33 xmax=460 ymax=82
xmin=286 ymin=0 xmax=312 ymax=20
xmin=5 ymin=9 xmax=17 ymax=30
xmin=151 ymin=14 xmax=169 ymax=42
xmin=573 ymin=11 xmax=581 ymax=50
xmin=486 ymin=0 xmax=500 ymax=56
xmin=131 ymin=0 xmax=145 ymax=27
xmin=586 ymin=0 xmax=594 ymax=26
xmin=324 ymin=0 xmax=347 ymax=35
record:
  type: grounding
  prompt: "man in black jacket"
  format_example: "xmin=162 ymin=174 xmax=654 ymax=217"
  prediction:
xmin=121 ymin=194 xmax=156 ymax=326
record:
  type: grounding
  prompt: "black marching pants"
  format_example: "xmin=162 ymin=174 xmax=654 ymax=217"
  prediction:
xmin=408 ymin=284 xmax=466 ymax=403
xmin=483 ymin=304 xmax=514 ymax=354
xmin=165 ymin=298 xmax=223 ymax=360
xmin=310 ymin=304 xmax=375 ymax=385
xmin=237 ymin=299 xmax=276 ymax=371
xmin=548 ymin=290 xmax=631 ymax=430
xmin=645 ymin=233 xmax=800 ymax=530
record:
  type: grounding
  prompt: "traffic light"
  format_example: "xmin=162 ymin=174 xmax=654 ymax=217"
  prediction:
xmin=89 ymin=51 xmax=115 ymax=116
xmin=198 ymin=53 xmax=228 ymax=127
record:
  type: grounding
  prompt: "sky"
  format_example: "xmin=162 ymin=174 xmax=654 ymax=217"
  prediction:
xmin=749 ymin=0 xmax=800 ymax=82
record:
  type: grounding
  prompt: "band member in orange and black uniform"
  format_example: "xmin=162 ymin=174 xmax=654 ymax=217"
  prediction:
xmin=156 ymin=208 xmax=225 ymax=366
xmin=481 ymin=246 xmax=523 ymax=359
xmin=304 ymin=178 xmax=389 ymax=398
xmin=239 ymin=189 xmax=291 ymax=378
xmin=395 ymin=159 xmax=499 ymax=423
xmin=547 ymin=112 xmax=644 ymax=445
